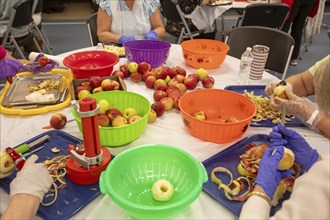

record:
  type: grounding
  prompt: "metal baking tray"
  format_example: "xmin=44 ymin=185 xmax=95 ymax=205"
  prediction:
xmin=208 ymin=0 xmax=233 ymax=6
xmin=1 ymin=73 xmax=63 ymax=107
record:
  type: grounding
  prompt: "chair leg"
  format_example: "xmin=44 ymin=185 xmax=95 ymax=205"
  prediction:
xmin=177 ymin=28 xmax=185 ymax=44
xmin=32 ymin=24 xmax=53 ymax=54
xmin=10 ymin=38 xmax=26 ymax=59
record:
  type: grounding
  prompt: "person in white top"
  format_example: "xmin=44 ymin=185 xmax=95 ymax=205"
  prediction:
xmin=240 ymin=58 xmax=330 ymax=219
xmin=96 ymin=0 xmax=165 ymax=45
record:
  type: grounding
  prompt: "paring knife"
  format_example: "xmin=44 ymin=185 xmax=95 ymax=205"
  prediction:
xmin=22 ymin=146 xmax=45 ymax=158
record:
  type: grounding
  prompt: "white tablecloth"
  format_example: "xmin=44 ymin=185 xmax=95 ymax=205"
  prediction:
xmin=1 ymin=44 xmax=329 ymax=219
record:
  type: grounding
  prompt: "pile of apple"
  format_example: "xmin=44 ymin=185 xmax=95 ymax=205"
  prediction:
xmin=75 ymin=76 xmax=121 ymax=100
xmin=97 ymin=99 xmax=143 ymax=127
xmin=110 ymin=61 xmax=215 ymax=119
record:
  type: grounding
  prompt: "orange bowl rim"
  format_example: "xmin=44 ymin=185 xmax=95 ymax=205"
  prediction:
xmin=181 ymin=40 xmax=230 ymax=55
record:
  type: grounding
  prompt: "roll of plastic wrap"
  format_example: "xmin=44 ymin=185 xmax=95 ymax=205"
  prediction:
xmin=28 ymin=52 xmax=66 ymax=68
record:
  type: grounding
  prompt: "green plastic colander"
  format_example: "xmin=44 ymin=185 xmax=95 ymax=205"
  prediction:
xmin=72 ymin=91 xmax=150 ymax=147
xmin=99 ymin=144 xmax=208 ymax=219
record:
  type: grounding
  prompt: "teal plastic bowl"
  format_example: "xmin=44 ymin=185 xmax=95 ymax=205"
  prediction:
xmin=99 ymin=144 xmax=208 ymax=219
xmin=72 ymin=91 xmax=150 ymax=147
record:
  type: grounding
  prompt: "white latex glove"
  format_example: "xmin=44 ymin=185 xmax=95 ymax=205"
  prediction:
xmin=264 ymin=80 xmax=293 ymax=97
xmin=272 ymin=90 xmax=317 ymax=121
xmin=9 ymin=155 xmax=52 ymax=201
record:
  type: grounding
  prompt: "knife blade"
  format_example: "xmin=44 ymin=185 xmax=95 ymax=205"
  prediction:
xmin=22 ymin=146 xmax=45 ymax=158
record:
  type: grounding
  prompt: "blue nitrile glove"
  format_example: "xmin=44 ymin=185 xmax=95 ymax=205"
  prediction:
xmin=119 ymin=35 xmax=136 ymax=44
xmin=0 ymin=58 xmax=31 ymax=79
xmin=32 ymin=53 xmax=59 ymax=73
xmin=254 ymin=146 xmax=294 ymax=199
xmin=144 ymin=30 xmax=158 ymax=40
xmin=269 ymin=123 xmax=319 ymax=172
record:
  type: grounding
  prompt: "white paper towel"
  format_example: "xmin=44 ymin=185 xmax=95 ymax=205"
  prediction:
xmin=28 ymin=52 xmax=66 ymax=68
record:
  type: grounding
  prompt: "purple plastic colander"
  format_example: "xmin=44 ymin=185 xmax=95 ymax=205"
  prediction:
xmin=123 ymin=40 xmax=171 ymax=68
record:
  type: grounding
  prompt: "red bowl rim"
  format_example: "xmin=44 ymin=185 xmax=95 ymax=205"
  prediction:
xmin=63 ymin=50 xmax=119 ymax=70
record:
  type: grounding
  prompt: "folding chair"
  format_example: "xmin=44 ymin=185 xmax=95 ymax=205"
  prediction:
xmin=86 ymin=13 xmax=98 ymax=46
xmin=225 ymin=26 xmax=294 ymax=80
xmin=237 ymin=3 xmax=290 ymax=29
xmin=160 ymin=0 xmax=203 ymax=44
xmin=31 ymin=0 xmax=53 ymax=54
xmin=1 ymin=0 xmax=43 ymax=59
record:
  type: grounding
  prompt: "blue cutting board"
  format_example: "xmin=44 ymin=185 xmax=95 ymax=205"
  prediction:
xmin=224 ymin=85 xmax=305 ymax=127
xmin=0 ymin=130 xmax=111 ymax=220
xmin=202 ymin=134 xmax=291 ymax=217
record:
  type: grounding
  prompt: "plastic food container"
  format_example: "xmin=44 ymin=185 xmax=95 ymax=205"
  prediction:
xmin=124 ymin=40 xmax=171 ymax=68
xmin=181 ymin=39 xmax=229 ymax=69
xmin=99 ymin=144 xmax=208 ymax=219
xmin=72 ymin=91 xmax=150 ymax=147
xmin=179 ymin=89 xmax=256 ymax=143
xmin=63 ymin=50 xmax=119 ymax=79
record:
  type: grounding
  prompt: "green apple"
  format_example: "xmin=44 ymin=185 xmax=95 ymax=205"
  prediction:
xmin=128 ymin=62 xmax=138 ymax=73
xmin=192 ymin=110 xmax=207 ymax=121
xmin=148 ymin=109 xmax=157 ymax=123
xmin=196 ymin=68 xmax=208 ymax=80
xmin=98 ymin=99 xmax=110 ymax=114
xmin=78 ymin=89 xmax=91 ymax=100
xmin=123 ymin=107 xmax=138 ymax=120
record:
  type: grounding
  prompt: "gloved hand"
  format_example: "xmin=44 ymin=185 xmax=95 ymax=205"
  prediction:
xmin=9 ymin=155 xmax=52 ymax=201
xmin=119 ymin=35 xmax=136 ymax=45
xmin=272 ymin=89 xmax=317 ymax=122
xmin=0 ymin=58 xmax=31 ymax=79
xmin=264 ymin=80 xmax=292 ymax=97
xmin=32 ymin=53 xmax=59 ymax=73
xmin=269 ymin=123 xmax=319 ymax=172
xmin=254 ymin=146 xmax=293 ymax=199
xmin=144 ymin=30 xmax=158 ymax=40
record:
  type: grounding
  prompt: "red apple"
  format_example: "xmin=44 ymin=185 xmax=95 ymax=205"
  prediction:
xmin=175 ymin=83 xmax=187 ymax=95
xmin=105 ymin=108 xmax=122 ymax=123
xmin=173 ymin=97 xmax=180 ymax=110
xmin=130 ymin=72 xmax=143 ymax=83
xmin=101 ymin=79 xmax=115 ymax=91
xmin=38 ymin=56 xmax=50 ymax=67
xmin=152 ymin=66 xmax=164 ymax=78
xmin=49 ymin=113 xmax=67 ymax=129
xmin=174 ymin=74 xmax=185 ymax=83
xmin=142 ymin=71 xmax=155 ymax=82
xmin=112 ymin=80 xmax=120 ymax=90
xmin=80 ymin=81 xmax=91 ymax=91
xmin=111 ymin=70 xmax=125 ymax=80
xmin=98 ymin=114 xmax=110 ymax=127
xmin=154 ymin=66 xmax=167 ymax=79
xmin=153 ymin=89 xmax=168 ymax=102
xmin=137 ymin=62 xmax=151 ymax=74
xmin=161 ymin=66 xmax=175 ymax=79
xmin=112 ymin=115 xmax=128 ymax=127
xmin=173 ymin=66 xmax=186 ymax=77
xmin=151 ymin=102 xmax=165 ymax=117
xmin=168 ymin=90 xmax=182 ymax=101
xmin=184 ymin=75 xmax=198 ymax=90
xmin=128 ymin=115 xmax=142 ymax=124
xmin=188 ymin=73 xmax=200 ymax=82
xmin=145 ymin=75 xmax=156 ymax=89
xmin=120 ymin=64 xmax=130 ymax=78
xmin=75 ymin=85 xmax=90 ymax=95
xmin=202 ymin=76 xmax=215 ymax=88
xmin=154 ymin=79 xmax=167 ymax=90
xmin=166 ymin=86 xmax=180 ymax=95
xmin=160 ymin=97 xmax=174 ymax=111
xmin=89 ymin=76 xmax=103 ymax=88
xmin=167 ymin=78 xmax=179 ymax=87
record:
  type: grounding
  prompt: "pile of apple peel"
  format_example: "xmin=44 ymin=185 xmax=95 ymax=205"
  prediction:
xmin=211 ymin=144 xmax=300 ymax=206
xmin=243 ymin=90 xmax=292 ymax=123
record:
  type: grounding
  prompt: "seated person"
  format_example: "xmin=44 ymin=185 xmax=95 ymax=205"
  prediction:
xmin=164 ymin=0 xmax=216 ymax=40
xmin=265 ymin=55 xmax=330 ymax=138
xmin=96 ymin=0 xmax=166 ymax=45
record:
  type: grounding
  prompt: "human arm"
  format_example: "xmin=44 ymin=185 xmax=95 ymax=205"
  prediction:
xmin=148 ymin=8 xmax=165 ymax=39
xmin=1 ymin=155 xmax=52 ymax=219
xmin=96 ymin=7 xmax=121 ymax=44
